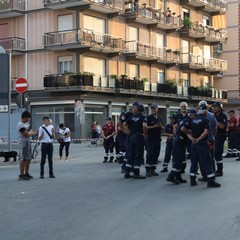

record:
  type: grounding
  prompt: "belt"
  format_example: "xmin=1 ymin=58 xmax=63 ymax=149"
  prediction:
xmin=42 ymin=142 xmax=53 ymax=144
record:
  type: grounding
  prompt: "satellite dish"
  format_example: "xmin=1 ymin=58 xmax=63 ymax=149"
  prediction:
xmin=0 ymin=45 xmax=6 ymax=54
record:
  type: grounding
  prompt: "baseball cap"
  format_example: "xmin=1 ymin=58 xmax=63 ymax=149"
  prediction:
xmin=212 ymin=102 xmax=222 ymax=108
xmin=198 ymin=100 xmax=208 ymax=107
xmin=187 ymin=109 xmax=197 ymax=115
xmin=150 ymin=103 xmax=158 ymax=109
xmin=228 ymin=109 xmax=235 ymax=113
xmin=169 ymin=114 xmax=177 ymax=121
xmin=105 ymin=117 xmax=112 ymax=121
xmin=199 ymin=104 xmax=207 ymax=111
xmin=132 ymin=101 xmax=140 ymax=106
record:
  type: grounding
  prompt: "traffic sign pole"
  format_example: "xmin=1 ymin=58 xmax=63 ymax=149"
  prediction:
xmin=8 ymin=51 xmax=12 ymax=152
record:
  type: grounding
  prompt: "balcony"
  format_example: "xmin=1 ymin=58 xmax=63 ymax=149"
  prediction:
xmin=180 ymin=53 xmax=228 ymax=73
xmin=124 ymin=41 xmax=181 ymax=64
xmin=0 ymin=0 xmax=25 ymax=19
xmin=43 ymin=28 xmax=125 ymax=54
xmin=180 ymin=0 xmax=227 ymax=14
xmin=43 ymin=73 xmax=227 ymax=100
xmin=179 ymin=19 xmax=228 ymax=44
xmin=0 ymin=37 xmax=25 ymax=55
xmin=122 ymin=3 xmax=180 ymax=30
xmin=43 ymin=0 xmax=89 ymax=10
xmin=89 ymin=0 xmax=123 ymax=16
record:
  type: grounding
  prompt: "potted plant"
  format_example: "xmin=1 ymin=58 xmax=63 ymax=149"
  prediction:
xmin=183 ymin=17 xmax=192 ymax=29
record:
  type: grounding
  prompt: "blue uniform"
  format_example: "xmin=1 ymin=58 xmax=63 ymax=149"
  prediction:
xmin=214 ymin=111 xmax=227 ymax=173
xmin=125 ymin=113 xmax=147 ymax=175
xmin=190 ymin=114 xmax=216 ymax=182
xmin=162 ymin=123 xmax=174 ymax=169
xmin=167 ymin=117 xmax=192 ymax=181
xmin=146 ymin=114 xmax=163 ymax=171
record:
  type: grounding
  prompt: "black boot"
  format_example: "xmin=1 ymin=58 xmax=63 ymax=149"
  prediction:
xmin=215 ymin=170 xmax=223 ymax=177
xmin=150 ymin=168 xmax=159 ymax=176
xmin=145 ymin=167 xmax=151 ymax=177
xmin=207 ymin=181 xmax=221 ymax=188
xmin=133 ymin=174 xmax=146 ymax=179
xmin=190 ymin=176 xmax=197 ymax=186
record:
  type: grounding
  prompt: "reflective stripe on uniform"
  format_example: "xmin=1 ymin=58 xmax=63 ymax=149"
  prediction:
xmin=126 ymin=164 xmax=133 ymax=168
xmin=207 ymin=173 xmax=215 ymax=178
xmin=171 ymin=168 xmax=180 ymax=172
xmin=133 ymin=166 xmax=140 ymax=169
xmin=190 ymin=173 xmax=196 ymax=177
xmin=216 ymin=160 xmax=223 ymax=163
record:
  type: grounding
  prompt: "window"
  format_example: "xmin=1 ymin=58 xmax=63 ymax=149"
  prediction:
xmin=181 ymin=73 xmax=190 ymax=87
xmin=182 ymin=8 xmax=190 ymax=19
xmin=203 ymin=16 xmax=210 ymax=26
xmin=128 ymin=26 xmax=138 ymax=41
xmin=157 ymin=69 xmax=164 ymax=84
xmin=203 ymin=76 xmax=210 ymax=88
xmin=58 ymin=56 xmax=73 ymax=74
xmin=129 ymin=64 xmax=139 ymax=78
xmin=83 ymin=15 xmax=105 ymax=33
xmin=58 ymin=14 xmax=73 ymax=31
xmin=181 ymin=40 xmax=189 ymax=63
xmin=83 ymin=57 xmax=106 ymax=76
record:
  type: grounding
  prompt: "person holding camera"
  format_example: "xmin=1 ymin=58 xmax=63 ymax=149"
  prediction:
xmin=58 ymin=123 xmax=71 ymax=162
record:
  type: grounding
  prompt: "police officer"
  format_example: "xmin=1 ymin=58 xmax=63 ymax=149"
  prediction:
xmin=167 ymin=109 xmax=196 ymax=184
xmin=189 ymin=104 xmax=221 ymax=188
xmin=123 ymin=103 xmax=147 ymax=179
xmin=102 ymin=117 xmax=116 ymax=163
xmin=145 ymin=103 xmax=163 ymax=177
xmin=197 ymin=100 xmax=217 ymax=182
xmin=161 ymin=114 xmax=176 ymax=173
xmin=212 ymin=102 xmax=227 ymax=176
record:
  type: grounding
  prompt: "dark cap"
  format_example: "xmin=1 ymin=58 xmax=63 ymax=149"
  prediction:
xmin=228 ymin=109 xmax=235 ymax=113
xmin=187 ymin=109 xmax=197 ymax=115
xmin=199 ymin=104 xmax=207 ymax=111
xmin=150 ymin=103 xmax=158 ymax=109
xmin=137 ymin=104 xmax=144 ymax=112
xmin=43 ymin=116 xmax=50 ymax=121
xmin=169 ymin=114 xmax=177 ymax=121
xmin=105 ymin=117 xmax=112 ymax=121
xmin=132 ymin=101 xmax=140 ymax=107
xmin=212 ymin=102 xmax=222 ymax=108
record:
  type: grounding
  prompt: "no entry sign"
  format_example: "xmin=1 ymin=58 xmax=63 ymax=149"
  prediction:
xmin=16 ymin=78 xmax=28 ymax=93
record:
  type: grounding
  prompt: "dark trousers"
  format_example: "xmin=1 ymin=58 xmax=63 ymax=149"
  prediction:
xmin=190 ymin=143 xmax=215 ymax=181
xmin=116 ymin=132 xmax=127 ymax=163
xmin=215 ymin=133 xmax=225 ymax=171
xmin=199 ymin=140 xmax=215 ymax=178
xmin=146 ymin=137 xmax=161 ymax=168
xmin=163 ymin=140 xmax=173 ymax=167
xmin=40 ymin=143 xmax=53 ymax=176
xmin=59 ymin=141 xmax=70 ymax=157
xmin=103 ymin=137 xmax=114 ymax=161
xmin=228 ymin=131 xmax=237 ymax=150
xmin=168 ymin=138 xmax=186 ymax=179
xmin=125 ymin=134 xmax=144 ymax=175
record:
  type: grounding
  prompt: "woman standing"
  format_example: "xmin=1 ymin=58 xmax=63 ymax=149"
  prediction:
xmin=59 ymin=123 xmax=71 ymax=162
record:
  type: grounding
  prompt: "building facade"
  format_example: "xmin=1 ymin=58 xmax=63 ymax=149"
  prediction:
xmin=0 ymin=0 xmax=228 ymax=139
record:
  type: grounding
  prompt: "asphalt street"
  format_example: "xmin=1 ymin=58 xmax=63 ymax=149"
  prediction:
xmin=0 ymin=141 xmax=240 ymax=240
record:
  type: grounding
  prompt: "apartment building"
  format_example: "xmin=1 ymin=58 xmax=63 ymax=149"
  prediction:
xmin=222 ymin=0 xmax=239 ymax=111
xmin=0 ymin=0 xmax=228 ymax=138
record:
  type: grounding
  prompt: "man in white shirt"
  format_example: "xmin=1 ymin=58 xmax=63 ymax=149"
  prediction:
xmin=17 ymin=111 xmax=36 ymax=180
xmin=38 ymin=116 xmax=55 ymax=179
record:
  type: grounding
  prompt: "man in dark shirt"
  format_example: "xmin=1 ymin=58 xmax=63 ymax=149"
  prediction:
xmin=145 ymin=103 xmax=163 ymax=177
xmin=123 ymin=103 xmax=147 ymax=179
xmin=167 ymin=109 xmax=196 ymax=184
xmin=212 ymin=102 xmax=227 ymax=176
xmin=189 ymin=104 xmax=221 ymax=188
xmin=161 ymin=114 xmax=176 ymax=173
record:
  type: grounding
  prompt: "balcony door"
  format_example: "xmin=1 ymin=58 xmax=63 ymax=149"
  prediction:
xmin=84 ymin=16 xmax=105 ymax=44
xmin=58 ymin=56 xmax=73 ymax=74
xmin=83 ymin=57 xmax=106 ymax=77
xmin=127 ymin=26 xmax=138 ymax=52
xmin=129 ymin=64 xmax=139 ymax=78
xmin=181 ymin=40 xmax=189 ymax=63
xmin=156 ymin=33 xmax=164 ymax=58
xmin=0 ymin=24 xmax=8 ymax=39
xmin=203 ymin=45 xmax=211 ymax=67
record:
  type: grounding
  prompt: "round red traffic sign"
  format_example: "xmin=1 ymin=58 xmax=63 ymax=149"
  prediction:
xmin=16 ymin=78 xmax=28 ymax=93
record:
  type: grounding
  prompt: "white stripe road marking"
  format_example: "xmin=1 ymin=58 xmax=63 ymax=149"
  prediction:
xmin=16 ymin=83 xmax=28 ymax=87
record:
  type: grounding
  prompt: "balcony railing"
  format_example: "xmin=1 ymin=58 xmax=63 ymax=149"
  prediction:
xmin=180 ymin=0 xmax=227 ymax=13
xmin=179 ymin=20 xmax=228 ymax=43
xmin=124 ymin=41 xmax=181 ymax=63
xmin=43 ymin=28 xmax=125 ymax=52
xmin=0 ymin=37 xmax=25 ymax=53
xmin=181 ymin=53 xmax=228 ymax=72
xmin=0 ymin=0 xmax=25 ymax=18
xmin=90 ymin=0 xmax=123 ymax=10
xmin=122 ymin=4 xmax=180 ymax=29
xmin=43 ymin=74 xmax=227 ymax=100
xmin=43 ymin=0 xmax=89 ymax=9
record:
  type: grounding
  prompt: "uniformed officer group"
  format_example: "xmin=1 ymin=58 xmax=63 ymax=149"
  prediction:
xmin=101 ymin=100 xmax=237 ymax=188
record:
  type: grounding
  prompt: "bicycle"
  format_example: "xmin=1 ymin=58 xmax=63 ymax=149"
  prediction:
xmin=32 ymin=141 xmax=41 ymax=159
